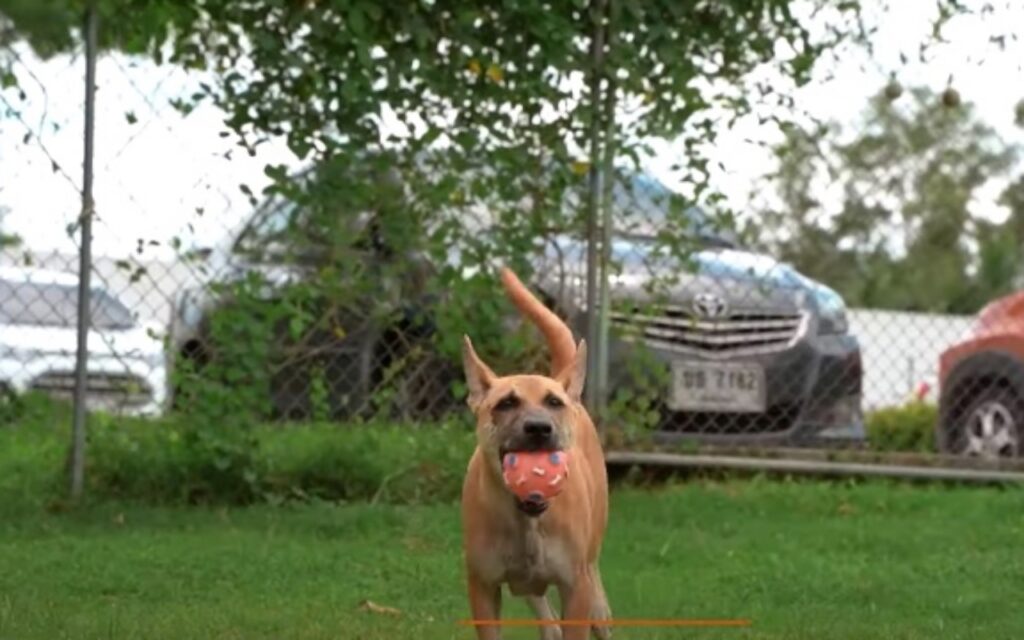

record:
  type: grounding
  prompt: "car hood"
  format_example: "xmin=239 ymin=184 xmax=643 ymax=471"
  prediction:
xmin=1 ymin=322 xmax=164 ymax=359
xmin=539 ymin=235 xmax=816 ymax=312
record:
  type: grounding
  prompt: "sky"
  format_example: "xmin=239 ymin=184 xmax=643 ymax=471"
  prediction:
xmin=1 ymin=0 xmax=1023 ymax=262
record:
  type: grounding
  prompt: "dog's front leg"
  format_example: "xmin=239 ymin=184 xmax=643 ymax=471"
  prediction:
xmin=468 ymin=573 xmax=503 ymax=640
xmin=526 ymin=594 xmax=562 ymax=640
xmin=558 ymin=571 xmax=596 ymax=640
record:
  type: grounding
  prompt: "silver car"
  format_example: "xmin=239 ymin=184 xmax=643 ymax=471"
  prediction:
xmin=0 ymin=266 xmax=167 ymax=416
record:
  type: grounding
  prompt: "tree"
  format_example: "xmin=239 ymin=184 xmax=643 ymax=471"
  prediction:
xmin=0 ymin=1 xmax=990 ymax=425
xmin=753 ymin=86 xmax=1021 ymax=314
xmin=2 ymin=0 xmax=878 ymax=351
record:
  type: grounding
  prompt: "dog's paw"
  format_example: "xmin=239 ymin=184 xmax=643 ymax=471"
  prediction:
xmin=539 ymin=626 xmax=563 ymax=640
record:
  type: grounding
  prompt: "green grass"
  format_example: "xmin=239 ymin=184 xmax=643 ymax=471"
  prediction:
xmin=3 ymin=396 xmax=1022 ymax=638
xmin=3 ymin=479 xmax=1024 ymax=639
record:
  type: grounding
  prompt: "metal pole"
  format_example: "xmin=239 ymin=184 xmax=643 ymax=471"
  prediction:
xmin=595 ymin=0 xmax=618 ymax=426
xmin=70 ymin=0 xmax=98 ymax=499
xmin=603 ymin=450 xmax=1024 ymax=486
xmin=583 ymin=0 xmax=607 ymax=413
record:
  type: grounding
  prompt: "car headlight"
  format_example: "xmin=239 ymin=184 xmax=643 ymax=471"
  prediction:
xmin=815 ymin=286 xmax=849 ymax=335
xmin=175 ymin=289 xmax=205 ymax=328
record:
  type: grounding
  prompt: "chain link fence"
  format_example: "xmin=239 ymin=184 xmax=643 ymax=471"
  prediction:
xmin=3 ymin=1 xmax=1024 ymax=485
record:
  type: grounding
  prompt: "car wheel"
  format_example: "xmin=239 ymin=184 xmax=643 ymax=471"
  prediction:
xmin=373 ymin=324 xmax=458 ymax=423
xmin=391 ymin=349 xmax=458 ymax=422
xmin=950 ymin=387 xmax=1023 ymax=459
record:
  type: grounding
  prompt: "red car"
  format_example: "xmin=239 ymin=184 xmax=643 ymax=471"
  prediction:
xmin=938 ymin=292 xmax=1024 ymax=458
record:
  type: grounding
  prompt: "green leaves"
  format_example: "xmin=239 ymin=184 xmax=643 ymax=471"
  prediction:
xmin=10 ymin=0 xmax=975 ymax=422
xmin=754 ymin=84 xmax=1024 ymax=314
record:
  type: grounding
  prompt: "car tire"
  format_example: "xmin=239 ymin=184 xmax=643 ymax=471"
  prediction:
xmin=945 ymin=386 xmax=1024 ymax=459
xmin=372 ymin=320 xmax=458 ymax=423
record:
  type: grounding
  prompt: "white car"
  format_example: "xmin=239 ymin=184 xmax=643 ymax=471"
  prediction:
xmin=0 ymin=266 xmax=167 ymax=416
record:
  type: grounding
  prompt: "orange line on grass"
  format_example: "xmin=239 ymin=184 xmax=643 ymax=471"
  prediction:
xmin=459 ymin=618 xmax=751 ymax=628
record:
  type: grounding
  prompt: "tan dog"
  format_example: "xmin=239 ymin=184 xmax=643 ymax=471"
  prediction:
xmin=460 ymin=267 xmax=611 ymax=640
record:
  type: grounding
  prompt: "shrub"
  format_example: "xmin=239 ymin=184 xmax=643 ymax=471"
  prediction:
xmin=2 ymin=392 xmax=479 ymax=506
xmin=83 ymin=413 xmax=476 ymax=505
xmin=0 ymin=393 xmax=69 ymax=511
xmin=86 ymin=413 xmax=262 ymax=504
xmin=865 ymin=401 xmax=938 ymax=453
xmin=260 ymin=421 xmax=474 ymax=504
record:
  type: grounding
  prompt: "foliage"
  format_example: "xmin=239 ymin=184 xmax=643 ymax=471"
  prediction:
xmin=0 ymin=205 xmax=20 ymax=248
xmin=259 ymin=420 xmax=473 ymax=504
xmin=865 ymin=400 xmax=938 ymax=453
xmin=116 ymin=0 xmax=881 ymax=427
xmin=753 ymin=85 xmax=1024 ymax=314
xmin=604 ymin=339 xmax=671 ymax=434
xmin=2 ymin=392 xmax=475 ymax=506
xmin=84 ymin=413 xmax=474 ymax=505
xmin=0 ymin=1 xmax=994 ymax=443
xmin=2 ymin=0 xmax=872 ymax=419
xmin=1 ymin=392 xmax=476 ymax=507
xmin=0 ymin=393 xmax=69 ymax=509
xmin=173 ymin=275 xmax=280 ymax=421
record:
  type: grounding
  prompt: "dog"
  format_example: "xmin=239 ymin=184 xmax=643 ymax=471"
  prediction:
xmin=460 ymin=267 xmax=611 ymax=640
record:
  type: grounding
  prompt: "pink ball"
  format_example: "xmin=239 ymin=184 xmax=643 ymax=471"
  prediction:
xmin=502 ymin=450 xmax=570 ymax=502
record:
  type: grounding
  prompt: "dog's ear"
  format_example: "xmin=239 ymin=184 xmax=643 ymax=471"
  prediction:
xmin=556 ymin=339 xmax=587 ymax=402
xmin=462 ymin=335 xmax=496 ymax=411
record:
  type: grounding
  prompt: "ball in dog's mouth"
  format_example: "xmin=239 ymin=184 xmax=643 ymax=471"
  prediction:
xmin=501 ymin=450 xmax=569 ymax=517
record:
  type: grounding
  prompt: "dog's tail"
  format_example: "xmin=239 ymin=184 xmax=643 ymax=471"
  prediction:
xmin=499 ymin=267 xmax=576 ymax=375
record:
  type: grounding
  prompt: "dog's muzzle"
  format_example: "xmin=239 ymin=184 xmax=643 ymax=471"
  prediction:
xmin=505 ymin=417 xmax=560 ymax=453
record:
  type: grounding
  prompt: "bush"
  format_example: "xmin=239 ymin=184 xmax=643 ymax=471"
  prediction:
xmin=2 ymin=393 xmax=478 ymax=507
xmin=83 ymin=413 xmax=476 ymax=505
xmin=85 ymin=413 xmax=259 ymax=504
xmin=865 ymin=401 xmax=938 ymax=453
xmin=0 ymin=393 xmax=70 ymax=511
xmin=260 ymin=422 xmax=474 ymax=504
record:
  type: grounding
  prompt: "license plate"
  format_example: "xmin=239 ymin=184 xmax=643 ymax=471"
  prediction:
xmin=669 ymin=362 xmax=766 ymax=413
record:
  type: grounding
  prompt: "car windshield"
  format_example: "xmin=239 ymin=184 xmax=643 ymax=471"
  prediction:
xmin=235 ymin=196 xmax=300 ymax=254
xmin=234 ymin=167 xmax=738 ymax=261
xmin=0 ymin=279 xmax=135 ymax=330
xmin=611 ymin=174 xmax=738 ymax=249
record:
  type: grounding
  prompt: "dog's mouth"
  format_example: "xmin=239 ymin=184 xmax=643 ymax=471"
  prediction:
xmin=514 ymin=496 xmax=549 ymax=517
xmin=499 ymin=446 xmax=553 ymax=518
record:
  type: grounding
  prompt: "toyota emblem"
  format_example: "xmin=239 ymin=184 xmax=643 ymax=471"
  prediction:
xmin=692 ymin=292 xmax=729 ymax=319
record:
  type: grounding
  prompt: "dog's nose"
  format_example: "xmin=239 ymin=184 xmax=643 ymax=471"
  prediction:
xmin=523 ymin=420 xmax=553 ymax=438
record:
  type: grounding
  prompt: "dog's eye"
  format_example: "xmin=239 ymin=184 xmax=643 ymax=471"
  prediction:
xmin=494 ymin=395 xmax=520 ymax=411
xmin=543 ymin=393 xmax=565 ymax=409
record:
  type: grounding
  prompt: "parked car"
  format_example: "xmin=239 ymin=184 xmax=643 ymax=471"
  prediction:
xmin=937 ymin=291 xmax=1024 ymax=458
xmin=541 ymin=247 xmax=862 ymax=447
xmin=169 ymin=170 xmax=864 ymax=446
xmin=0 ymin=266 xmax=167 ymax=416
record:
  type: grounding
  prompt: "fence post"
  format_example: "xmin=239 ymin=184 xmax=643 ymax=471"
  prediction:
xmin=595 ymin=0 xmax=618 ymax=427
xmin=69 ymin=0 xmax=99 ymax=499
xmin=583 ymin=0 xmax=607 ymax=415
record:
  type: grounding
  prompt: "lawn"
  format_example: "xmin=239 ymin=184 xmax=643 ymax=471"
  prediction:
xmin=3 ymin=477 xmax=1024 ymax=639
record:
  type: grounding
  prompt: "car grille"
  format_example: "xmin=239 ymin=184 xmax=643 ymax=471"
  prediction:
xmin=611 ymin=305 xmax=806 ymax=358
xmin=30 ymin=371 xmax=153 ymax=407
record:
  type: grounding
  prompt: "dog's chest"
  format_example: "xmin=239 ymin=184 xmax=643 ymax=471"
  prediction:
xmin=482 ymin=524 xmax=573 ymax=596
